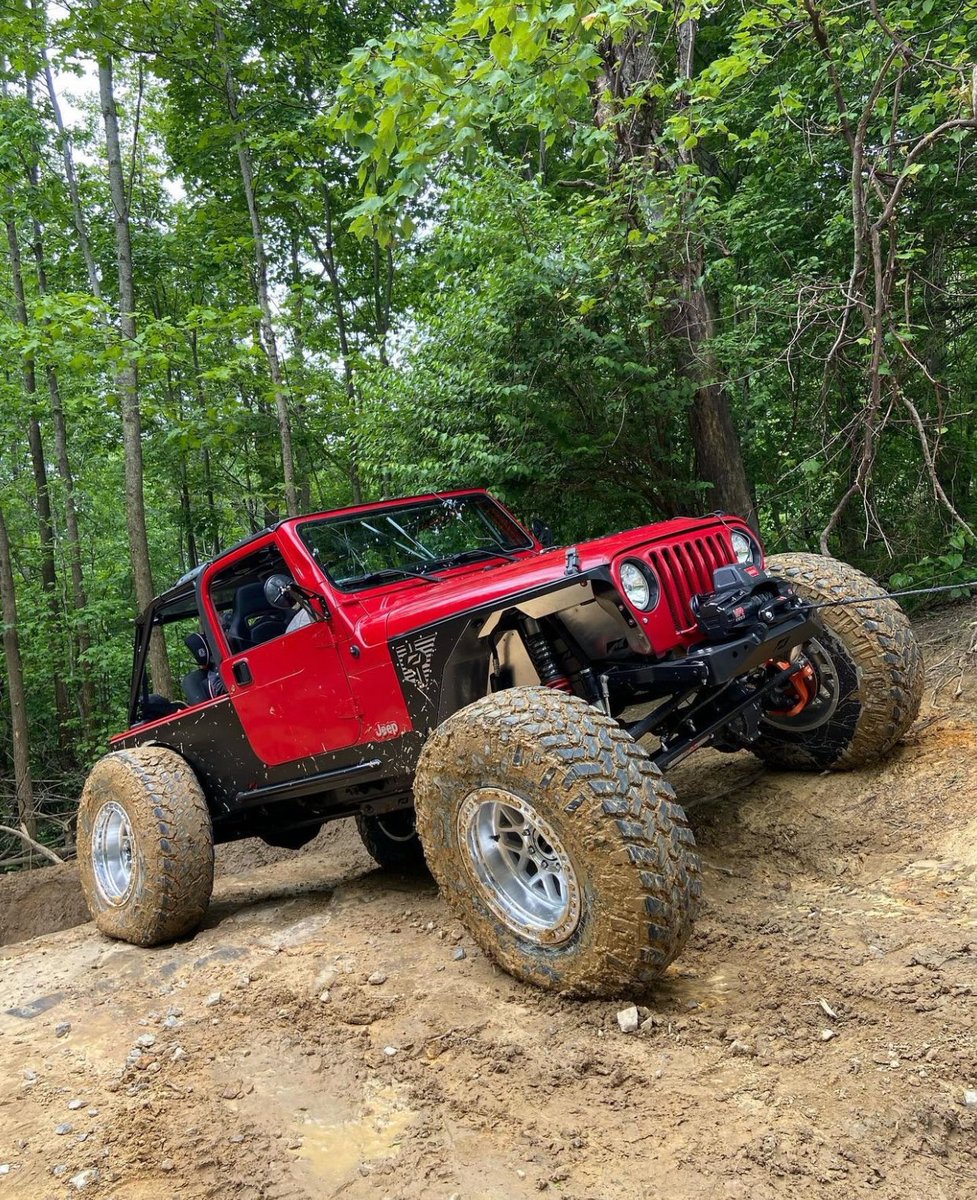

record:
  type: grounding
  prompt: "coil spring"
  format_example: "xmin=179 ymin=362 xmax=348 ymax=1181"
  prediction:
xmin=521 ymin=623 xmax=572 ymax=692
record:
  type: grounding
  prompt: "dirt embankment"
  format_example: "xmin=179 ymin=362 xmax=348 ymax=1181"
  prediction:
xmin=1 ymin=603 xmax=975 ymax=1198
xmin=0 ymin=864 xmax=89 ymax=947
xmin=0 ymin=825 xmax=351 ymax=948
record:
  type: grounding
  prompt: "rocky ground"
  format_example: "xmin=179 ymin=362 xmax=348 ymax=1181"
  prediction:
xmin=1 ymin=604 xmax=976 ymax=1199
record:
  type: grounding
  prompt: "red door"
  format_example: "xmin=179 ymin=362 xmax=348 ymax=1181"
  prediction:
xmin=220 ymin=620 xmax=361 ymax=766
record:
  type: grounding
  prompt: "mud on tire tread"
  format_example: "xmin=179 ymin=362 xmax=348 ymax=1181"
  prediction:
xmin=414 ymin=687 xmax=701 ymax=997
xmin=754 ymin=552 xmax=923 ymax=770
xmin=77 ymin=746 xmax=214 ymax=946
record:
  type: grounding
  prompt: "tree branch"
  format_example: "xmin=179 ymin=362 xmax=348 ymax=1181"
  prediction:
xmin=874 ymin=118 xmax=977 ymax=229
xmin=0 ymin=823 xmax=64 ymax=864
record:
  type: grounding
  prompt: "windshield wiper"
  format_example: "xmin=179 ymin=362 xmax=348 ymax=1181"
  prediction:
xmin=338 ymin=565 xmax=442 ymax=589
xmin=433 ymin=547 xmax=519 ymax=569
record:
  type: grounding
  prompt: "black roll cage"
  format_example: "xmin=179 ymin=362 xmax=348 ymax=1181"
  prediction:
xmin=127 ymin=571 xmax=215 ymax=727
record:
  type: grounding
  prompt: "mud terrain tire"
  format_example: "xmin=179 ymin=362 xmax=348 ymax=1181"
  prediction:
xmin=753 ymin=552 xmax=923 ymax=770
xmin=78 ymin=746 xmax=214 ymax=946
xmin=413 ymin=687 xmax=700 ymax=997
xmin=356 ymin=809 xmax=427 ymax=872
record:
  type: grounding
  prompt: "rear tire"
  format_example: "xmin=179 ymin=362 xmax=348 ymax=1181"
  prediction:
xmin=77 ymin=746 xmax=214 ymax=946
xmin=413 ymin=687 xmax=700 ymax=997
xmin=753 ymin=552 xmax=923 ymax=770
xmin=355 ymin=808 xmax=427 ymax=872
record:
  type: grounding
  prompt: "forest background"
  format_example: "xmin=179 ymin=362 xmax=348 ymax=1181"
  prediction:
xmin=1 ymin=0 xmax=976 ymax=859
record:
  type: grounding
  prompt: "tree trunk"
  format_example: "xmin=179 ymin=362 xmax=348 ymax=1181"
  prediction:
xmin=189 ymin=329 xmax=221 ymax=554
xmin=371 ymin=240 xmax=394 ymax=368
xmin=0 ymin=504 xmax=35 ymax=836
xmin=24 ymin=79 xmax=95 ymax=732
xmin=670 ymin=246 xmax=757 ymax=524
xmin=201 ymin=447 xmax=219 ymax=555
xmin=594 ymin=12 xmax=755 ymax=526
xmin=44 ymin=357 xmax=95 ymax=730
xmin=215 ymin=20 xmax=299 ymax=516
xmin=169 ymin=370 xmax=198 ymax=571
xmin=310 ymin=190 xmax=363 ymax=503
xmin=672 ymin=12 xmax=754 ymax=525
xmin=289 ymin=232 xmax=312 ymax=513
xmin=4 ymin=210 xmax=73 ymax=744
xmin=99 ymin=55 xmax=173 ymax=697
xmin=42 ymin=48 xmax=102 ymax=300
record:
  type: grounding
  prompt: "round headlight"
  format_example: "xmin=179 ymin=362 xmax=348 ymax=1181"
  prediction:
xmin=620 ymin=560 xmax=659 ymax=612
xmin=731 ymin=530 xmax=758 ymax=565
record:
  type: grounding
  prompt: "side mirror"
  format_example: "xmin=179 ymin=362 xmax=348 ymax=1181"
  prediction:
xmin=264 ymin=573 xmax=296 ymax=611
xmin=531 ymin=519 xmax=555 ymax=548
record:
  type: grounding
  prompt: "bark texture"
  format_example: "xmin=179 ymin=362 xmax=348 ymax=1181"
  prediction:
xmin=593 ymin=10 xmax=756 ymax=526
xmin=99 ymin=56 xmax=173 ymax=696
xmin=216 ymin=21 xmax=299 ymax=516
xmin=0 ymin=505 xmax=35 ymax=835
xmin=4 ymin=207 xmax=72 ymax=738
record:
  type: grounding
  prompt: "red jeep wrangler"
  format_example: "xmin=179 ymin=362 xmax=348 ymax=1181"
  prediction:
xmin=77 ymin=490 xmax=922 ymax=996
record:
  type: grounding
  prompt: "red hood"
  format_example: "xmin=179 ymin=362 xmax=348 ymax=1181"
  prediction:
xmin=342 ymin=514 xmax=751 ymax=652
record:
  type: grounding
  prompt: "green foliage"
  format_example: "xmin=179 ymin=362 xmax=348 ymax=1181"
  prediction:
xmin=3 ymin=0 xmax=977 ymax=835
xmin=358 ymin=163 xmax=697 ymax=536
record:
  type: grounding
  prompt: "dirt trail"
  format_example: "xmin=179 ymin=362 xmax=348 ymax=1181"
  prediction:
xmin=1 ymin=606 xmax=976 ymax=1199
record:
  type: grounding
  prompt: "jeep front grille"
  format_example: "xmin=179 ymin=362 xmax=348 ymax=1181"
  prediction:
xmin=648 ymin=532 xmax=734 ymax=633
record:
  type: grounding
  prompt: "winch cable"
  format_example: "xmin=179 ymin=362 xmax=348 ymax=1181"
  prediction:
xmin=803 ymin=578 xmax=977 ymax=611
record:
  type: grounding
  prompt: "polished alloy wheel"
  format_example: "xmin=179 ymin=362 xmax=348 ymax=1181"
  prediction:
xmin=91 ymin=801 xmax=136 ymax=904
xmin=457 ymin=788 xmax=581 ymax=945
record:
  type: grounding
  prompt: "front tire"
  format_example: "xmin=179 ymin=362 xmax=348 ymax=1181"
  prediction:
xmin=753 ymin=552 xmax=923 ymax=770
xmin=78 ymin=746 xmax=214 ymax=946
xmin=413 ymin=687 xmax=701 ymax=997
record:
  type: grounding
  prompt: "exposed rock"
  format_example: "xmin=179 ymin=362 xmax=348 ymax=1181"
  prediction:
xmin=616 ymin=1006 xmax=640 ymax=1034
xmin=729 ymin=1039 xmax=756 ymax=1057
xmin=69 ymin=1168 xmax=100 ymax=1190
xmin=315 ymin=967 xmax=338 ymax=992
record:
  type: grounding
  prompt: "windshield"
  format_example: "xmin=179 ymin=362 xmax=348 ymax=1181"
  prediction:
xmin=298 ymin=494 xmax=534 ymax=591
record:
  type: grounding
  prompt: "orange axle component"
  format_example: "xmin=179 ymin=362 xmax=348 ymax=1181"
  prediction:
xmin=767 ymin=660 xmax=817 ymax=718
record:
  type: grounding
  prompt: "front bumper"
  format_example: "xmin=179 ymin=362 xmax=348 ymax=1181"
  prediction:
xmin=601 ymin=604 xmax=821 ymax=706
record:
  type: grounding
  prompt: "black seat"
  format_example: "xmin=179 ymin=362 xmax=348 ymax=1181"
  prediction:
xmin=226 ymin=581 xmax=277 ymax=653
xmin=250 ymin=613 xmax=289 ymax=644
xmin=181 ymin=632 xmax=214 ymax=705
xmin=181 ymin=669 xmax=211 ymax=705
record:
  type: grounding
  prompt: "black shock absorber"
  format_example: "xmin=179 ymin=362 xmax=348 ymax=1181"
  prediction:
xmin=518 ymin=617 xmax=572 ymax=692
